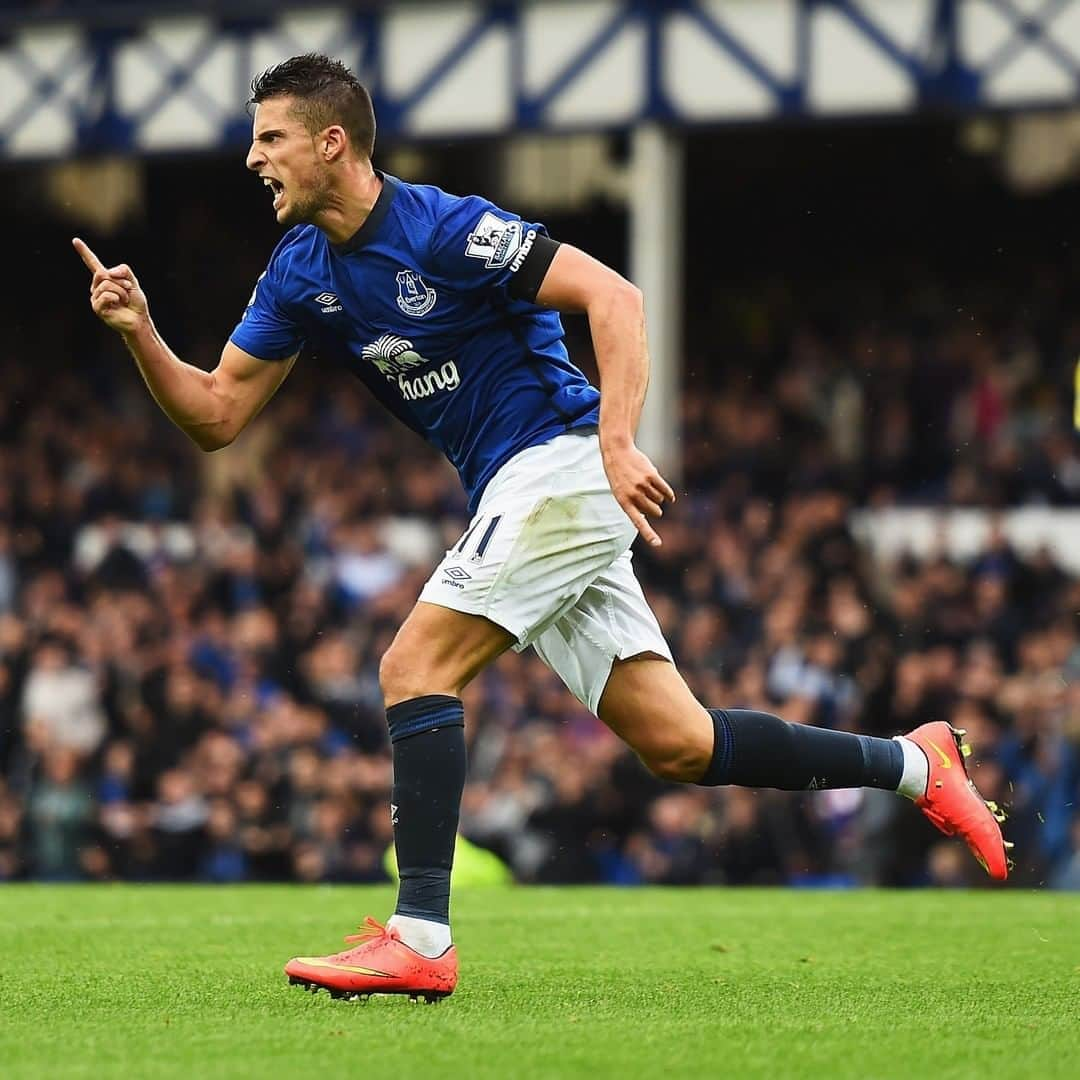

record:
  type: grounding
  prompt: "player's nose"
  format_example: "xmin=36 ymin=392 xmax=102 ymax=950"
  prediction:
xmin=245 ymin=143 xmax=264 ymax=172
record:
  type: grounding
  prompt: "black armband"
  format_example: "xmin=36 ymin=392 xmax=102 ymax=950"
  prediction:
xmin=506 ymin=233 xmax=561 ymax=304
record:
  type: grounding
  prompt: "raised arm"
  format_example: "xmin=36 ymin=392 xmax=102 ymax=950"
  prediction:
xmin=534 ymin=243 xmax=675 ymax=546
xmin=73 ymin=238 xmax=296 ymax=451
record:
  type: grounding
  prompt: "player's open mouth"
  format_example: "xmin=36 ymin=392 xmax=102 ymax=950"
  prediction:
xmin=263 ymin=177 xmax=285 ymax=208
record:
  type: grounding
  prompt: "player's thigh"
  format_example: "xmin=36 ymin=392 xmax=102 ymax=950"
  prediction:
xmin=380 ymin=600 xmax=515 ymax=706
xmin=532 ymin=552 xmax=712 ymax=778
xmin=598 ymin=657 xmax=713 ymax=778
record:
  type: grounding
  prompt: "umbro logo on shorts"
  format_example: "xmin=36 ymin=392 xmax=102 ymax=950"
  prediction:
xmin=441 ymin=565 xmax=471 ymax=589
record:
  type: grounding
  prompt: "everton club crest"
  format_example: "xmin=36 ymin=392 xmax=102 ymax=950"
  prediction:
xmin=396 ymin=269 xmax=437 ymax=318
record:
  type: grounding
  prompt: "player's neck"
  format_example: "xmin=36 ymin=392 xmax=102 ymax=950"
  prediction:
xmin=314 ymin=166 xmax=383 ymax=246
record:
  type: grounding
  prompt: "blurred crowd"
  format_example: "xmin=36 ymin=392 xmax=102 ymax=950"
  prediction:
xmin=1 ymin=270 xmax=1077 ymax=889
xmin=3 ymin=117 xmax=1079 ymax=890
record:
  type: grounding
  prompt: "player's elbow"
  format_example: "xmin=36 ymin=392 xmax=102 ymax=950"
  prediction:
xmin=194 ymin=434 xmax=231 ymax=453
xmin=583 ymin=276 xmax=639 ymax=326
xmin=619 ymin=280 xmax=644 ymax=310
xmin=590 ymin=278 xmax=643 ymax=322
xmin=189 ymin=420 xmax=236 ymax=452
xmin=609 ymin=276 xmax=643 ymax=310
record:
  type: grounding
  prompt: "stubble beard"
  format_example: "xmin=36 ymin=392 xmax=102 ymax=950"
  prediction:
xmin=279 ymin=171 xmax=332 ymax=227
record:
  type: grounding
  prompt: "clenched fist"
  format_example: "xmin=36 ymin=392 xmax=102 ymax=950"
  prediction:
xmin=73 ymin=237 xmax=150 ymax=336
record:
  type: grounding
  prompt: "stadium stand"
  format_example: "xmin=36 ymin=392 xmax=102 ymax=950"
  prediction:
xmin=2 ymin=132 xmax=1077 ymax=890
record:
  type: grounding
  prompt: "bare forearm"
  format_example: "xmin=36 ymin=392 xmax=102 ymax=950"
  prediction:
xmin=121 ymin=319 xmax=232 ymax=450
xmin=532 ymin=244 xmax=672 ymax=545
xmin=591 ymin=283 xmax=648 ymax=453
xmin=74 ymin=238 xmax=265 ymax=450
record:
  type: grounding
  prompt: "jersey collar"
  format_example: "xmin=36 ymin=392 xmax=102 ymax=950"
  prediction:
xmin=331 ymin=171 xmax=399 ymax=255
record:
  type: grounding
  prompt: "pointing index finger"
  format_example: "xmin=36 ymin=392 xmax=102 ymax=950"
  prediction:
xmin=72 ymin=237 xmax=105 ymax=274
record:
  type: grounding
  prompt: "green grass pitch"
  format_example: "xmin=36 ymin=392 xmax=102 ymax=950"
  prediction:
xmin=1 ymin=885 xmax=1077 ymax=1079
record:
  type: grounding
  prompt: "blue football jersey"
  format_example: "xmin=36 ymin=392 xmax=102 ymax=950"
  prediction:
xmin=230 ymin=173 xmax=600 ymax=510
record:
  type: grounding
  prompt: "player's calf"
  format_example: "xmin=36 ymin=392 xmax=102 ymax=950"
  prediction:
xmin=695 ymin=708 xmax=905 ymax=790
xmin=602 ymin=659 xmax=905 ymax=792
xmin=600 ymin=658 xmax=1008 ymax=878
xmin=598 ymin=656 xmax=713 ymax=782
xmin=372 ymin=603 xmax=514 ymax=963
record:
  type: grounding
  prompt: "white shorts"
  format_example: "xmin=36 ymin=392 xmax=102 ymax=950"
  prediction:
xmin=419 ymin=433 xmax=673 ymax=713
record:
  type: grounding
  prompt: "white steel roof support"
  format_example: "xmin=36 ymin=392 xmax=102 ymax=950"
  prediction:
xmin=629 ymin=122 xmax=684 ymax=484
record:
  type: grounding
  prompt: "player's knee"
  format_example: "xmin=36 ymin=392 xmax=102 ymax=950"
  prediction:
xmin=378 ymin=643 xmax=459 ymax=705
xmin=378 ymin=646 xmax=422 ymax=704
xmin=643 ymin=737 xmax=712 ymax=784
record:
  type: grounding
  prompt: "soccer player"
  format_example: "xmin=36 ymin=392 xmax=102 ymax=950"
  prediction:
xmin=74 ymin=54 xmax=1010 ymax=1004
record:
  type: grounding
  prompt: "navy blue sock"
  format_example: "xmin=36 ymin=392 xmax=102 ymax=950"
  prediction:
xmin=696 ymin=708 xmax=903 ymax=791
xmin=386 ymin=695 xmax=466 ymax=924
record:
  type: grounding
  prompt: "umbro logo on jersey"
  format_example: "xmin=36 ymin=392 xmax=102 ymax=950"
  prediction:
xmin=314 ymin=291 xmax=342 ymax=313
xmin=509 ymin=229 xmax=537 ymax=274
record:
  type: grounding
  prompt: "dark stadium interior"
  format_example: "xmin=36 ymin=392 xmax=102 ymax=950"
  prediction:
xmin=1 ymin=116 xmax=1078 ymax=889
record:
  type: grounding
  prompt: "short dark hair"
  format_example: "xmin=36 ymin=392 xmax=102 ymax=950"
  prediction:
xmin=249 ymin=54 xmax=376 ymax=159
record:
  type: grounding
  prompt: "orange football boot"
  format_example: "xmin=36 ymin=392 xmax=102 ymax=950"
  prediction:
xmin=904 ymin=721 xmax=1013 ymax=881
xmin=285 ymin=917 xmax=457 ymax=1003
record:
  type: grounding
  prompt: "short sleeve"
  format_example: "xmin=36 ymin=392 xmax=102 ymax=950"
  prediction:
xmin=428 ymin=194 xmax=552 ymax=296
xmin=229 ymin=254 xmax=305 ymax=361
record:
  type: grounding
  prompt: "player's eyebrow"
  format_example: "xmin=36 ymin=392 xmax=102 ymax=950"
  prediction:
xmin=254 ymin=128 xmax=287 ymax=142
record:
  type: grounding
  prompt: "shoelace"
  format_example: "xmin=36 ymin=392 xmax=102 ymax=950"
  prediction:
xmin=343 ymin=916 xmax=400 ymax=946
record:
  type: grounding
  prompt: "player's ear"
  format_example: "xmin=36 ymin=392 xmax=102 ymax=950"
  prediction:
xmin=321 ymin=125 xmax=348 ymax=163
